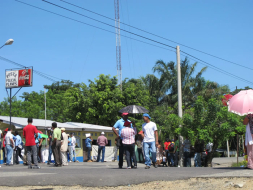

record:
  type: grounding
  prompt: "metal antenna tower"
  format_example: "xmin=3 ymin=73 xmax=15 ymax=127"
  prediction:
xmin=114 ymin=0 xmax=122 ymax=90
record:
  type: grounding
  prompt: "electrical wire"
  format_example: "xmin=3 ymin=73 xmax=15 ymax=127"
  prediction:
xmin=180 ymin=52 xmax=253 ymax=86
xmin=15 ymin=0 xmax=253 ymax=86
xmin=41 ymin=0 xmax=176 ymax=50
xmin=60 ymin=0 xmax=253 ymax=71
xmin=15 ymin=0 xmax=175 ymax=54
xmin=0 ymin=56 xmax=60 ymax=82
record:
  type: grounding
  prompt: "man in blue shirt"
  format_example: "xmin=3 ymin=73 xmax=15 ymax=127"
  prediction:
xmin=68 ymin=136 xmax=73 ymax=162
xmin=85 ymin=135 xmax=93 ymax=162
xmin=35 ymin=132 xmax=42 ymax=163
xmin=14 ymin=131 xmax=23 ymax=164
xmin=112 ymin=113 xmax=132 ymax=169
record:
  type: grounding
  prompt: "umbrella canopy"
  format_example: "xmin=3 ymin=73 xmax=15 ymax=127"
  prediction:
xmin=222 ymin=94 xmax=233 ymax=106
xmin=228 ymin=89 xmax=253 ymax=116
xmin=41 ymin=134 xmax=48 ymax=138
xmin=119 ymin=105 xmax=149 ymax=114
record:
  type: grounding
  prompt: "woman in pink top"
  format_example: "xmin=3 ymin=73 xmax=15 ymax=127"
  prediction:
xmin=120 ymin=121 xmax=137 ymax=169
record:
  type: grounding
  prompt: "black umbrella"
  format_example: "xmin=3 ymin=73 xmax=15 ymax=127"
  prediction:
xmin=119 ymin=105 xmax=149 ymax=114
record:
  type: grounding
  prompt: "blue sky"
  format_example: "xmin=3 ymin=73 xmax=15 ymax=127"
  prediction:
xmin=0 ymin=0 xmax=253 ymax=101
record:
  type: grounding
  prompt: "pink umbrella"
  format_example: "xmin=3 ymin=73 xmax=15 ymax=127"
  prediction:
xmin=228 ymin=89 xmax=253 ymax=116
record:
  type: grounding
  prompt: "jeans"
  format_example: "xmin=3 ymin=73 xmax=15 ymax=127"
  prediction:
xmin=123 ymin=143 xmax=137 ymax=168
xmin=143 ymin=141 xmax=156 ymax=166
xmin=2 ymin=147 xmax=6 ymax=163
xmin=87 ymin=147 xmax=92 ymax=161
xmin=68 ymin=146 xmax=73 ymax=161
xmin=194 ymin=153 xmax=201 ymax=167
xmin=37 ymin=145 xmax=41 ymax=163
xmin=15 ymin=147 xmax=23 ymax=164
xmin=174 ymin=151 xmax=179 ymax=166
xmin=97 ymin=146 xmax=105 ymax=162
xmin=184 ymin=152 xmax=191 ymax=167
xmin=27 ymin=145 xmax=38 ymax=166
xmin=137 ymin=148 xmax=144 ymax=163
xmin=6 ymin=145 xmax=13 ymax=165
xmin=168 ymin=152 xmax=174 ymax=166
xmin=48 ymin=145 xmax=52 ymax=163
xmin=72 ymin=147 xmax=76 ymax=162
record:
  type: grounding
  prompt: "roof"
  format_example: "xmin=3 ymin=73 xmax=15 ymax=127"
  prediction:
xmin=0 ymin=116 xmax=114 ymax=132
xmin=66 ymin=122 xmax=114 ymax=132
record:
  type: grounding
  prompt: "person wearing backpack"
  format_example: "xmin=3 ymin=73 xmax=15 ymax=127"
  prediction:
xmin=167 ymin=139 xmax=175 ymax=167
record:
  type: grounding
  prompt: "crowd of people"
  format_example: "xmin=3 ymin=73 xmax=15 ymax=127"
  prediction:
xmin=1 ymin=114 xmax=215 ymax=169
xmin=0 ymin=118 xmax=79 ymax=168
xmin=112 ymin=112 xmax=214 ymax=169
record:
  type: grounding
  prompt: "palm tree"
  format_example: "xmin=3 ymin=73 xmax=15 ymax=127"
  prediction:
xmin=153 ymin=57 xmax=208 ymax=109
xmin=140 ymin=74 xmax=163 ymax=103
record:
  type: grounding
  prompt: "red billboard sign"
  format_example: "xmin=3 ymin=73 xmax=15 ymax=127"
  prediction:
xmin=6 ymin=68 xmax=33 ymax=88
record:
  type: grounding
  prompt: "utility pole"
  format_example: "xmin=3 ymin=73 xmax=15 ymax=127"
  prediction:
xmin=177 ymin=46 xmax=183 ymax=167
xmin=236 ymin=86 xmax=239 ymax=164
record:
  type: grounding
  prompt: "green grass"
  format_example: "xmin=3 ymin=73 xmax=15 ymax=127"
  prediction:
xmin=231 ymin=160 xmax=247 ymax=167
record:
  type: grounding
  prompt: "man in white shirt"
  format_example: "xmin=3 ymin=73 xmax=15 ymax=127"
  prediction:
xmin=71 ymin=133 xmax=77 ymax=162
xmin=5 ymin=128 xmax=14 ymax=166
xmin=141 ymin=113 xmax=158 ymax=169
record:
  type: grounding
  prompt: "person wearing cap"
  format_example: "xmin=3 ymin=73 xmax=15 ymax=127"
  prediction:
xmin=97 ymin=132 xmax=108 ymax=162
xmin=121 ymin=121 xmax=137 ymax=169
xmin=60 ymin=128 xmax=68 ymax=166
xmin=51 ymin=122 xmax=62 ymax=167
xmin=141 ymin=113 xmax=158 ymax=169
xmin=85 ymin=134 xmax=93 ymax=162
xmin=112 ymin=112 xmax=132 ymax=169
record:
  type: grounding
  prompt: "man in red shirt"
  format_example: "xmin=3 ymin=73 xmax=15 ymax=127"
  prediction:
xmin=23 ymin=118 xmax=40 ymax=169
xmin=164 ymin=138 xmax=170 ymax=166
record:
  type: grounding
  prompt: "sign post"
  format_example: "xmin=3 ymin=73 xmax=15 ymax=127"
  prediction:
xmin=5 ymin=67 xmax=33 ymax=128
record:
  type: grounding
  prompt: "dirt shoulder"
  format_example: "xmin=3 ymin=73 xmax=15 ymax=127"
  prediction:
xmin=1 ymin=177 xmax=252 ymax=190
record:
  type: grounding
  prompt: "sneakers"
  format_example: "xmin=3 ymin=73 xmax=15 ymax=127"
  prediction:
xmin=145 ymin=165 xmax=150 ymax=169
xmin=87 ymin=160 xmax=92 ymax=163
xmin=28 ymin=165 xmax=33 ymax=169
xmin=126 ymin=167 xmax=131 ymax=169
xmin=33 ymin=166 xmax=41 ymax=169
xmin=133 ymin=166 xmax=137 ymax=169
xmin=69 ymin=161 xmax=72 ymax=163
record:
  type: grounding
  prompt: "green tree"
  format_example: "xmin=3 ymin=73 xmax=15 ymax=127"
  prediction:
xmin=85 ymin=74 xmax=124 ymax=126
xmin=181 ymin=96 xmax=245 ymax=166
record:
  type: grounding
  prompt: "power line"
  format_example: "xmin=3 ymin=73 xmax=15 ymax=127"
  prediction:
xmin=41 ymin=0 xmax=176 ymax=50
xmin=60 ymin=0 xmax=253 ymax=71
xmin=15 ymin=0 xmax=253 ymax=86
xmin=180 ymin=52 xmax=253 ymax=86
xmin=15 ymin=0 xmax=175 ymax=53
xmin=0 ymin=56 xmax=60 ymax=82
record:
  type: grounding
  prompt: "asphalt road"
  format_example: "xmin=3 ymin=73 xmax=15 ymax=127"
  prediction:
xmin=0 ymin=162 xmax=250 ymax=187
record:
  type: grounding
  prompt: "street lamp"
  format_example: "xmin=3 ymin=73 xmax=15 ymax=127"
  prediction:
xmin=0 ymin=39 xmax=14 ymax=49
